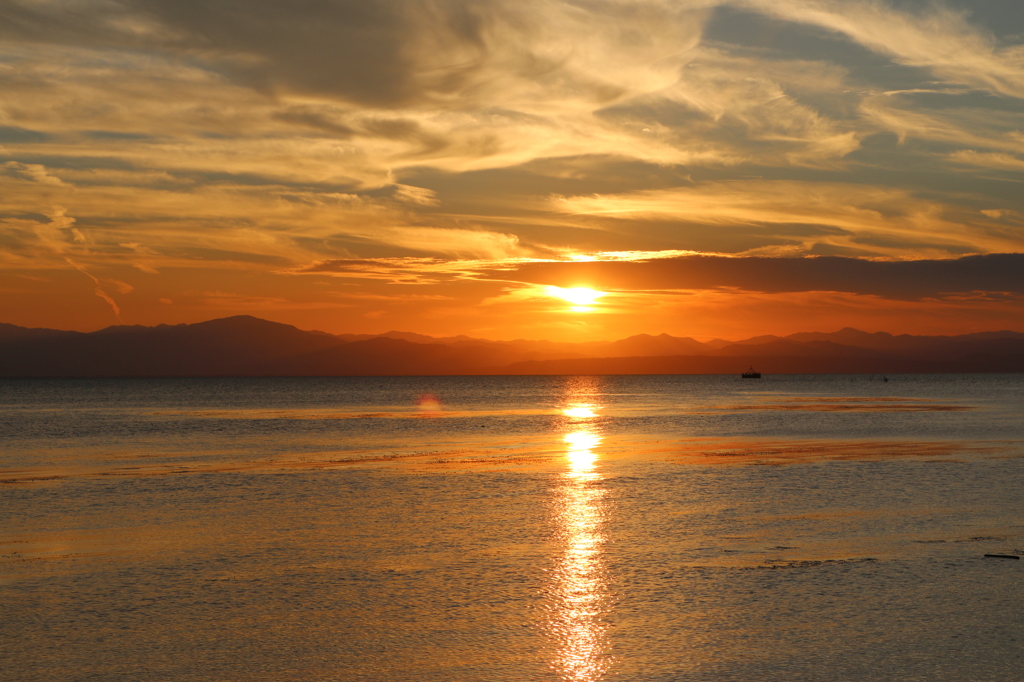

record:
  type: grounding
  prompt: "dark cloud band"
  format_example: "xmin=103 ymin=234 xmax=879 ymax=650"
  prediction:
xmin=508 ymin=253 xmax=1024 ymax=300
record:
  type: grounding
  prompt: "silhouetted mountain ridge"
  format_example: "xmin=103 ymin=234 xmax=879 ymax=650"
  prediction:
xmin=1 ymin=315 xmax=1022 ymax=376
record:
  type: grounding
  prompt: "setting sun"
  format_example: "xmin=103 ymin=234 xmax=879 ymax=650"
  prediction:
xmin=545 ymin=286 xmax=607 ymax=307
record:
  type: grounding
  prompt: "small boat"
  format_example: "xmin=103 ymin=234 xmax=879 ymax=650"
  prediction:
xmin=741 ymin=367 xmax=761 ymax=379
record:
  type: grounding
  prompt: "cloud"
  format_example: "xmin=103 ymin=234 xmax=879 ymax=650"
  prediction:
xmin=22 ymin=206 xmax=127 ymax=322
xmin=289 ymin=256 xmax=525 ymax=284
xmin=554 ymin=180 xmax=1021 ymax=256
xmin=9 ymin=0 xmax=1019 ymax=106
xmin=0 ymin=164 xmax=528 ymax=269
xmin=0 ymin=1 xmax=855 ymax=184
xmin=67 ymin=260 xmax=124 ymax=322
xmin=859 ymin=93 xmax=1024 ymax=152
xmin=384 ymin=227 xmax=522 ymax=259
xmin=949 ymin=150 xmax=1024 ymax=172
xmin=2 ymin=160 xmax=63 ymax=184
xmin=735 ymin=0 xmax=1024 ymax=98
xmin=392 ymin=184 xmax=440 ymax=206
xmin=0 ymin=0 xmax=709 ymax=106
xmin=504 ymin=252 xmax=1024 ymax=301
xmin=270 ymin=104 xmax=356 ymax=138
xmin=289 ymin=250 xmax=1024 ymax=304
xmin=2 ymin=0 xmax=1024 ymax=335
xmin=0 ymin=125 xmax=50 ymax=143
xmin=3 ymin=0 xmax=1020 ymax=206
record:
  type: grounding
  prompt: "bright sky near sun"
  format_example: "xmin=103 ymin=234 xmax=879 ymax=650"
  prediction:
xmin=1 ymin=0 xmax=1023 ymax=340
xmin=546 ymin=287 xmax=607 ymax=308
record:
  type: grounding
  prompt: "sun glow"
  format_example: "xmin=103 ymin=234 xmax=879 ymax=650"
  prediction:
xmin=546 ymin=286 xmax=607 ymax=307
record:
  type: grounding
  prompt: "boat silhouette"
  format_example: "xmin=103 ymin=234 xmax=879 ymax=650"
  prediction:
xmin=741 ymin=367 xmax=761 ymax=379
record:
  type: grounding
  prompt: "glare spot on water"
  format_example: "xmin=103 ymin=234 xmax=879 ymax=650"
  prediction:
xmin=416 ymin=393 xmax=442 ymax=415
xmin=564 ymin=431 xmax=600 ymax=473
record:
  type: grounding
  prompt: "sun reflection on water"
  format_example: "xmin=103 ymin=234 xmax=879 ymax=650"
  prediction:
xmin=548 ymin=387 xmax=613 ymax=681
xmin=564 ymin=431 xmax=600 ymax=472
xmin=563 ymin=406 xmax=597 ymax=419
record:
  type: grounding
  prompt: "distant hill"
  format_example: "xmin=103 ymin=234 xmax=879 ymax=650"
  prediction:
xmin=592 ymin=333 xmax=709 ymax=357
xmin=0 ymin=322 xmax=73 ymax=343
xmin=0 ymin=315 xmax=1022 ymax=376
xmin=0 ymin=316 xmax=343 ymax=377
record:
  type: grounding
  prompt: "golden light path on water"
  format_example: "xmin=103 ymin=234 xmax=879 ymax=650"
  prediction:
xmin=549 ymin=385 xmax=614 ymax=681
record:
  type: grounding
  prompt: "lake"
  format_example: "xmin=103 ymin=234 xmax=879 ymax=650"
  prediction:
xmin=3 ymin=374 xmax=1023 ymax=681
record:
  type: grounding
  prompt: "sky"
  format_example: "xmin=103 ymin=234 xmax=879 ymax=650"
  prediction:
xmin=1 ymin=0 xmax=1023 ymax=341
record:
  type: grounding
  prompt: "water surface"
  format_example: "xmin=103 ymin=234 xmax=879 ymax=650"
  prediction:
xmin=3 ymin=374 xmax=1023 ymax=680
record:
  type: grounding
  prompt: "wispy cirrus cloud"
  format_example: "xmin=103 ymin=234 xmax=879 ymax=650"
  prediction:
xmin=948 ymin=150 xmax=1024 ymax=173
xmin=554 ymin=180 xmax=1022 ymax=257
xmin=735 ymin=0 xmax=1024 ymax=98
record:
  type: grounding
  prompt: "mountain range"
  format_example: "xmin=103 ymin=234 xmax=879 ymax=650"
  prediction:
xmin=1 ymin=315 xmax=1023 ymax=377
